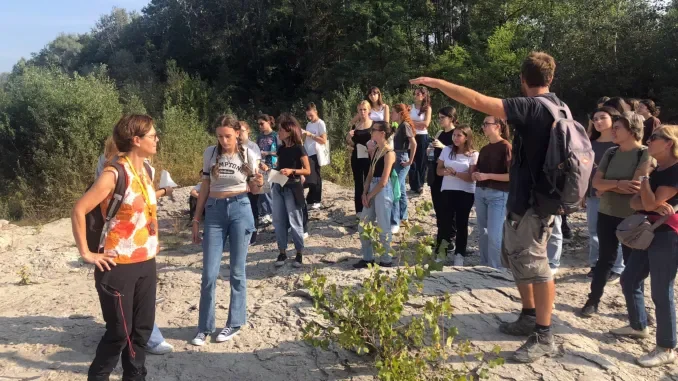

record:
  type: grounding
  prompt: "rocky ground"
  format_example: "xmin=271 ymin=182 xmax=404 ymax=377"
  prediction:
xmin=0 ymin=181 xmax=677 ymax=381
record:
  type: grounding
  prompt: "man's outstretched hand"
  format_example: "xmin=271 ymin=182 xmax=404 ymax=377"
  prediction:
xmin=409 ymin=77 xmax=441 ymax=88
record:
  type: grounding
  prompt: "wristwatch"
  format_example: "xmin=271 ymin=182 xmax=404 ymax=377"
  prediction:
xmin=639 ymin=176 xmax=650 ymax=182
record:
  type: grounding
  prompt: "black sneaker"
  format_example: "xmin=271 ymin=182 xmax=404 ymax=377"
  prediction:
xmin=275 ymin=253 xmax=288 ymax=267
xmin=499 ymin=314 xmax=536 ymax=336
xmin=352 ymin=259 xmax=375 ymax=269
xmin=580 ymin=302 xmax=598 ymax=318
xmin=378 ymin=261 xmax=394 ymax=268
xmin=293 ymin=253 xmax=303 ymax=268
xmin=249 ymin=230 xmax=258 ymax=246
xmin=216 ymin=326 xmax=241 ymax=343
xmin=587 ymin=268 xmax=594 ymax=278
xmin=513 ymin=332 xmax=557 ymax=363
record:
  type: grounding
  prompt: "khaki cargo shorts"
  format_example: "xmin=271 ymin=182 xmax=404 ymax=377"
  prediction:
xmin=501 ymin=208 xmax=555 ymax=285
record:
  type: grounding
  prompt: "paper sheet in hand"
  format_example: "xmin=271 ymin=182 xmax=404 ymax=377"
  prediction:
xmin=159 ymin=170 xmax=178 ymax=188
xmin=268 ymin=170 xmax=289 ymax=186
xmin=356 ymin=144 xmax=369 ymax=159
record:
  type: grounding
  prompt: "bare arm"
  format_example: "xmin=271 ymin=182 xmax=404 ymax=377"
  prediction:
xmin=297 ymin=156 xmax=312 ymax=176
xmin=71 ymin=170 xmax=118 ymax=271
xmin=309 ymin=132 xmax=327 ymax=145
xmin=630 ymin=194 xmax=644 ymax=211
xmin=410 ymin=78 xmax=507 ymax=120
xmin=406 ymin=136 xmax=417 ymax=166
xmin=384 ymin=105 xmax=390 ymax=124
xmin=193 ymin=178 xmax=210 ymax=222
xmin=640 ymin=182 xmax=678 ymax=212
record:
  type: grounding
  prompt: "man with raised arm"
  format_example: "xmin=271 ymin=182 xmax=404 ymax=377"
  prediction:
xmin=411 ymin=52 xmax=561 ymax=363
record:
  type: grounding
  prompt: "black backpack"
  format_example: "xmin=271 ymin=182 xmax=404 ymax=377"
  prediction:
xmin=85 ymin=161 xmax=153 ymax=253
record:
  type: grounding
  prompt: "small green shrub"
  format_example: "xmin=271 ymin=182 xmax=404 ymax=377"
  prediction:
xmin=303 ymin=202 xmax=504 ymax=380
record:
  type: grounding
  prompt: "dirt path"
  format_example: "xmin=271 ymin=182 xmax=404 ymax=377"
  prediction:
xmin=0 ymin=182 xmax=676 ymax=380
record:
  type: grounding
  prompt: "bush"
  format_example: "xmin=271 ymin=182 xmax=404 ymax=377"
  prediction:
xmin=154 ymin=105 xmax=213 ymax=187
xmin=303 ymin=203 xmax=504 ymax=380
xmin=0 ymin=66 xmax=122 ymax=219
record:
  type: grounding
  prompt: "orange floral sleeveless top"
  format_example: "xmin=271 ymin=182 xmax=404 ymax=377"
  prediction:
xmin=100 ymin=158 xmax=159 ymax=264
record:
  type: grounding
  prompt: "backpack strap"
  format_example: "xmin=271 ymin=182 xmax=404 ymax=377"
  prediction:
xmin=104 ymin=162 xmax=128 ymax=223
xmin=143 ymin=161 xmax=154 ymax=182
xmin=535 ymin=96 xmax=573 ymax=121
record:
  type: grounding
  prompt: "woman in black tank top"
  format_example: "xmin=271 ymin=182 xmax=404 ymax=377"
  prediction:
xmin=429 ymin=106 xmax=457 ymax=254
xmin=353 ymin=121 xmax=397 ymax=269
xmin=346 ymin=101 xmax=373 ymax=216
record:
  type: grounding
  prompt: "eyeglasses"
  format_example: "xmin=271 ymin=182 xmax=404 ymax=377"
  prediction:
xmin=647 ymin=133 xmax=668 ymax=142
xmin=143 ymin=133 xmax=158 ymax=140
xmin=482 ymin=122 xmax=497 ymax=128
xmin=438 ymin=115 xmax=448 ymax=119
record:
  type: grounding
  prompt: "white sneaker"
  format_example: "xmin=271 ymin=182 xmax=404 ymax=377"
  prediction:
xmin=147 ymin=340 xmax=174 ymax=355
xmin=609 ymin=325 xmax=651 ymax=338
xmin=637 ymin=347 xmax=676 ymax=368
xmin=216 ymin=326 xmax=241 ymax=343
xmin=311 ymin=203 xmax=322 ymax=210
xmin=453 ymin=254 xmax=464 ymax=266
xmin=303 ymin=232 xmax=309 ymax=239
xmin=391 ymin=225 xmax=400 ymax=234
xmin=191 ymin=332 xmax=209 ymax=346
xmin=550 ymin=267 xmax=559 ymax=276
xmin=264 ymin=215 xmax=273 ymax=224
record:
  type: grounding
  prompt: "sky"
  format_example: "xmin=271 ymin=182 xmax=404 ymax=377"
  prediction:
xmin=0 ymin=0 xmax=151 ymax=73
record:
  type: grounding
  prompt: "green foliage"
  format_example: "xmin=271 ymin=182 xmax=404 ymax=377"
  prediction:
xmin=303 ymin=204 xmax=504 ymax=380
xmin=155 ymin=105 xmax=213 ymax=187
xmin=0 ymin=66 xmax=122 ymax=219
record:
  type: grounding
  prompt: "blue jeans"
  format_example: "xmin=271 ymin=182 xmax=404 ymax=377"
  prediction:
xmin=360 ymin=178 xmax=394 ymax=263
xmin=547 ymin=215 xmax=563 ymax=269
xmin=621 ymin=230 xmax=678 ymax=349
xmin=198 ymin=195 xmax=254 ymax=332
xmin=272 ymin=183 xmax=305 ymax=253
xmin=475 ymin=187 xmax=508 ymax=269
xmin=390 ymin=152 xmax=410 ymax=227
xmin=586 ymin=197 xmax=624 ymax=274
xmin=258 ymin=191 xmax=273 ymax=217
xmin=147 ymin=323 xmax=164 ymax=348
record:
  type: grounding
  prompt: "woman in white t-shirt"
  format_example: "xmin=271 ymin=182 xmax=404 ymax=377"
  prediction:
xmin=436 ymin=126 xmax=478 ymax=267
xmin=409 ymin=87 xmax=432 ymax=193
xmin=303 ymin=102 xmax=328 ymax=209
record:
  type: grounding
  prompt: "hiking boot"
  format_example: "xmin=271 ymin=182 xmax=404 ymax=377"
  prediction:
xmin=216 ymin=326 xmax=241 ymax=343
xmin=637 ymin=347 xmax=676 ymax=368
xmin=293 ymin=253 xmax=303 ymax=268
xmin=609 ymin=325 xmax=650 ymax=338
xmin=352 ymin=259 xmax=375 ymax=269
xmin=580 ymin=302 xmax=598 ymax=318
xmin=513 ymin=332 xmax=557 ymax=363
xmin=499 ymin=314 xmax=536 ymax=336
xmin=275 ymin=253 xmax=288 ymax=267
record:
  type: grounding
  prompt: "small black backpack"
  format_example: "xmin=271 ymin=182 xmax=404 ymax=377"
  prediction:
xmin=85 ymin=161 xmax=153 ymax=253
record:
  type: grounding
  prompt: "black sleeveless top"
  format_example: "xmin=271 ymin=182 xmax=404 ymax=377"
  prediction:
xmin=351 ymin=128 xmax=372 ymax=160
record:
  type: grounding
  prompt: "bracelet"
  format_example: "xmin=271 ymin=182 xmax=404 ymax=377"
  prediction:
xmin=192 ymin=219 xmax=200 ymax=224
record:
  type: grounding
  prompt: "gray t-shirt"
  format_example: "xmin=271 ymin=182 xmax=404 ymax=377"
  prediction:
xmin=598 ymin=146 xmax=651 ymax=218
xmin=202 ymin=145 xmax=258 ymax=193
xmin=589 ymin=140 xmax=617 ymax=198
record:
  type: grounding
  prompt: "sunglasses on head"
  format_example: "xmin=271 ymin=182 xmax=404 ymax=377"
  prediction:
xmin=647 ymin=133 xmax=668 ymax=142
